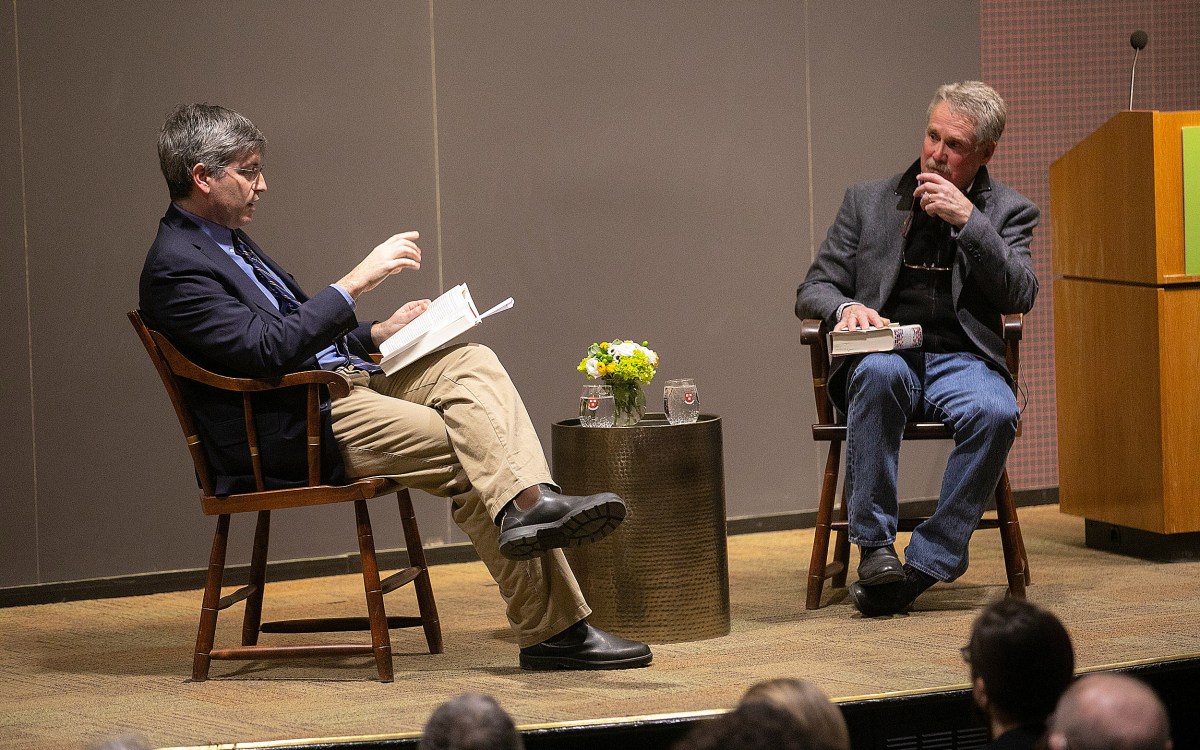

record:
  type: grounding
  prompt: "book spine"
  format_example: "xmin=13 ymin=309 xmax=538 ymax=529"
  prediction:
xmin=893 ymin=324 xmax=923 ymax=350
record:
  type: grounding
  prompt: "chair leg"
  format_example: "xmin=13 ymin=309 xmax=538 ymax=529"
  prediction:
xmin=806 ymin=441 xmax=842 ymax=610
xmin=993 ymin=469 xmax=1028 ymax=599
xmin=241 ymin=510 xmax=270 ymax=646
xmin=831 ymin=476 xmax=851 ymax=589
xmin=354 ymin=499 xmax=394 ymax=682
xmin=193 ymin=514 xmax=231 ymax=682
xmin=396 ymin=489 xmax=444 ymax=654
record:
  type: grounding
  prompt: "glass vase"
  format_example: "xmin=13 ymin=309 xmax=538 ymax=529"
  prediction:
xmin=608 ymin=379 xmax=647 ymax=427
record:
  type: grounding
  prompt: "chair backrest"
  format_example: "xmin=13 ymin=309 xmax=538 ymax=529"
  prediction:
xmin=128 ymin=310 xmax=350 ymax=497
xmin=800 ymin=314 xmax=1024 ymax=426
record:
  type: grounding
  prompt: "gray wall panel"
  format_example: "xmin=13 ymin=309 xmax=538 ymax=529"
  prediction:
xmin=0 ymin=4 xmax=38 ymax=587
xmin=433 ymin=1 xmax=813 ymax=519
xmin=807 ymin=1 xmax=981 ymax=502
xmin=2 ymin=0 xmax=986 ymax=586
xmin=14 ymin=1 xmax=443 ymax=582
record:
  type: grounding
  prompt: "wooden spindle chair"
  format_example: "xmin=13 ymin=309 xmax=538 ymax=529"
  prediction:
xmin=799 ymin=314 xmax=1031 ymax=610
xmin=129 ymin=310 xmax=442 ymax=681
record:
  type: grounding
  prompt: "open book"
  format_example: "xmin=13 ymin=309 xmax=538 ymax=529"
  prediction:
xmin=827 ymin=323 xmax=923 ymax=358
xmin=378 ymin=283 xmax=514 ymax=375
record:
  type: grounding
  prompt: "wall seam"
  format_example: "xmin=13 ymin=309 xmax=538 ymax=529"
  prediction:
xmin=11 ymin=0 xmax=39 ymax=581
xmin=428 ymin=0 xmax=444 ymax=296
xmin=802 ymin=0 xmax=815 ymax=260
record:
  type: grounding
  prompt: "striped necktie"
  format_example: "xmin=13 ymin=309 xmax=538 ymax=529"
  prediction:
xmin=231 ymin=232 xmax=381 ymax=374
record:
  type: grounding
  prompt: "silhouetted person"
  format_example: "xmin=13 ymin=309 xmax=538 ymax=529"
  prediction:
xmin=674 ymin=701 xmax=823 ymax=750
xmin=739 ymin=678 xmax=850 ymax=750
xmin=963 ymin=598 xmax=1074 ymax=749
xmin=1046 ymin=674 xmax=1172 ymax=750
xmin=419 ymin=693 xmax=524 ymax=750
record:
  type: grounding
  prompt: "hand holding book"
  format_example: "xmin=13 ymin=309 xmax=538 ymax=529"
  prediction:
xmin=827 ymin=323 xmax=923 ymax=357
xmin=378 ymin=283 xmax=513 ymax=375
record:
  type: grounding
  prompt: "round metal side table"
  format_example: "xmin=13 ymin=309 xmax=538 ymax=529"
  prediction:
xmin=551 ymin=413 xmax=729 ymax=643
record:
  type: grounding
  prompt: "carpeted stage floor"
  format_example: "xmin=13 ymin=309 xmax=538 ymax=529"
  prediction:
xmin=3 ymin=505 xmax=1199 ymax=749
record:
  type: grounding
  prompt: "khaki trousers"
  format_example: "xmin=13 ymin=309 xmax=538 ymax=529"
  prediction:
xmin=329 ymin=343 xmax=589 ymax=647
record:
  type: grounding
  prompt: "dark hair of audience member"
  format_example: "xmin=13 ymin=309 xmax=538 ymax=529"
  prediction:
xmin=674 ymin=700 xmax=834 ymax=750
xmin=740 ymin=677 xmax=851 ymax=750
xmin=966 ymin=598 xmax=1075 ymax=732
xmin=418 ymin=692 xmax=524 ymax=750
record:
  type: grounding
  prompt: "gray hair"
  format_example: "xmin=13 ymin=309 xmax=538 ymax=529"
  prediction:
xmin=158 ymin=103 xmax=266 ymax=200
xmin=928 ymin=81 xmax=1006 ymax=148
xmin=419 ymin=693 xmax=524 ymax=750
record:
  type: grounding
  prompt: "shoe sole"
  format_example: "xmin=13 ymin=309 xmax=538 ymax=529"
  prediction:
xmin=498 ymin=497 xmax=627 ymax=561
xmin=519 ymin=652 xmax=653 ymax=670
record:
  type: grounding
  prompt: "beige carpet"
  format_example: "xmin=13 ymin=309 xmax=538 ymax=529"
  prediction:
xmin=3 ymin=505 xmax=1199 ymax=749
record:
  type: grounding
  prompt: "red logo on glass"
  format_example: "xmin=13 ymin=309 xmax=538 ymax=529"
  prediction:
xmin=683 ymin=392 xmax=695 ymax=405
xmin=586 ymin=398 xmax=599 ymax=410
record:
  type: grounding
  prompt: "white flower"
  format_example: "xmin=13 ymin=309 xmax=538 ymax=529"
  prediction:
xmin=641 ymin=346 xmax=659 ymax=366
xmin=610 ymin=340 xmax=639 ymax=359
xmin=585 ymin=357 xmax=601 ymax=378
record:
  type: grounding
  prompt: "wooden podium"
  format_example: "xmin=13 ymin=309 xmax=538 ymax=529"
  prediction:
xmin=1050 ymin=110 xmax=1200 ymax=559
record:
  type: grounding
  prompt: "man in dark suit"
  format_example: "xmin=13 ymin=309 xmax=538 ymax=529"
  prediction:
xmin=141 ymin=103 xmax=651 ymax=669
xmin=795 ymin=81 xmax=1038 ymax=616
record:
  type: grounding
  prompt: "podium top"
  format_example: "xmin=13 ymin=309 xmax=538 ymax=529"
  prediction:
xmin=1050 ymin=110 xmax=1200 ymax=285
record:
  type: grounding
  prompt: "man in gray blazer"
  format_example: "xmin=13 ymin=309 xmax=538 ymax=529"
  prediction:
xmin=795 ymin=81 xmax=1038 ymax=617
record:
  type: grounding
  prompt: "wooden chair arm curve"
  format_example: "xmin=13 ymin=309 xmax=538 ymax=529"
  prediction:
xmin=148 ymin=331 xmax=352 ymax=399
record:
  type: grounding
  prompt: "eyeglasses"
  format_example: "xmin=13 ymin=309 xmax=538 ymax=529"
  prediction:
xmin=210 ymin=164 xmax=264 ymax=182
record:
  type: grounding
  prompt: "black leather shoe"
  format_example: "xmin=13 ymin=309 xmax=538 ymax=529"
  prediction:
xmin=519 ymin=620 xmax=652 ymax=670
xmin=849 ymin=565 xmax=937 ymax=617
xmin=857 ymin=544 xmax=904 ymax=586
xmin=498 ymin=485 xmax=626 ymax=561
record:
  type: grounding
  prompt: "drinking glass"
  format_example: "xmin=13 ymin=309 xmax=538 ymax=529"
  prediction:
xmin=579 ymin=384 xmax=616 ymax=427
xmin=663 ymin=378 xmax=700 ymax=425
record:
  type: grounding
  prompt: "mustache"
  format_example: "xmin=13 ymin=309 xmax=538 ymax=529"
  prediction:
xmin=924 ymin=159 xmax=950 ymax=177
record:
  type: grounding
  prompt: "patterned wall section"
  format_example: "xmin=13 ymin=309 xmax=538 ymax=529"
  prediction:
xmin=981 ymin=1 xmax=1200 ymax=489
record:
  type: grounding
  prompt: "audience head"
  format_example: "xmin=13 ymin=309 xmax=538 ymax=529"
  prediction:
xmin=418 ymin=692 xmax=524 ymax=750
xmin=674 ymin=700 xmax=827 ymax=750
xmin=965 ymin=597 xmax=1074 ymax=733
xmin=158 ymin=103 xmax=266 ymax=200
xmin=740 ymin=678 xmax=850 ymax=750
xmin=1046 ymin=673 xmax=1172 ymax=750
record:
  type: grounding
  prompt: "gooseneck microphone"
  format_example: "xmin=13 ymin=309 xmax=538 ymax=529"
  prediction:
xmin=1129 ymin=30 xmax=1148 ymax=110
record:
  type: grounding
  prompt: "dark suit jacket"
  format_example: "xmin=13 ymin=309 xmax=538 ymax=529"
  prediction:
xmin=795 ymin=162 xmax=1039 ymax=409
xmin=140 ymin=203 xmax=377 ymax=495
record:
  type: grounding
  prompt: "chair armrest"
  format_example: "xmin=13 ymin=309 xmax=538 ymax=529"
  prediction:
xmin=1002 ymin=314 xmax=1022 ymax=385
xmin=799 ymin=319 xmax=835 ymax=425
xmin=149 ymin=331 xmax=352 ymax=398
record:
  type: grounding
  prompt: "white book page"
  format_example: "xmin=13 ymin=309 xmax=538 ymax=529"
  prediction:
xmin=379 ymin=284 xmax=474 ymax=357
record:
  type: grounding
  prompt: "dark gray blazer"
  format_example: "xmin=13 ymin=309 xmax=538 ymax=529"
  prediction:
xmin=795 ymin=162 xmax=1038 ymax=408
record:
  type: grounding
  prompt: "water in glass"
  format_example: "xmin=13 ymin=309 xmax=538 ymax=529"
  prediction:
xmin=663 ymin=378 xmax=700 ymax=425
xmin=579 ymin=384 xmax=616 ymax=427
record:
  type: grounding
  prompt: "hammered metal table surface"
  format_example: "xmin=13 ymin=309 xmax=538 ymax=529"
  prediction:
xmin=552 ymin=413 xmax=730 ymax=643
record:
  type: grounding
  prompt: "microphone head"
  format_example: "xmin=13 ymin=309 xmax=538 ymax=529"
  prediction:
xmin=1130 ymin=30 xmax=1148 ymax=50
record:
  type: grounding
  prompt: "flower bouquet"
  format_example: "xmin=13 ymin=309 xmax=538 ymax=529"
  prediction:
xmin=578 ymin=339 xmax=659 ymax=426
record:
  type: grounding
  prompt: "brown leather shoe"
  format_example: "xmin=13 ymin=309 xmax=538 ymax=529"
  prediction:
xmin=497 ymin=485 xmax=626 ymax=561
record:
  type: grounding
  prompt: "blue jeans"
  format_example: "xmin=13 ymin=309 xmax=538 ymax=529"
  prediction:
xmin=843 ymin=351 xmax=1018 ymax=582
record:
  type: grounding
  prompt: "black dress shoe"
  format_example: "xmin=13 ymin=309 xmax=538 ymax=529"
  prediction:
xmin=498 ymin=485 xmax=626 ymax=561
xmin=519 ymin=620 xmax=652 ymax=670
xmin=857 ymin=544 xmax=905 ymax=586
xmin=849 ymin=564 xmax=937 ymax=617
